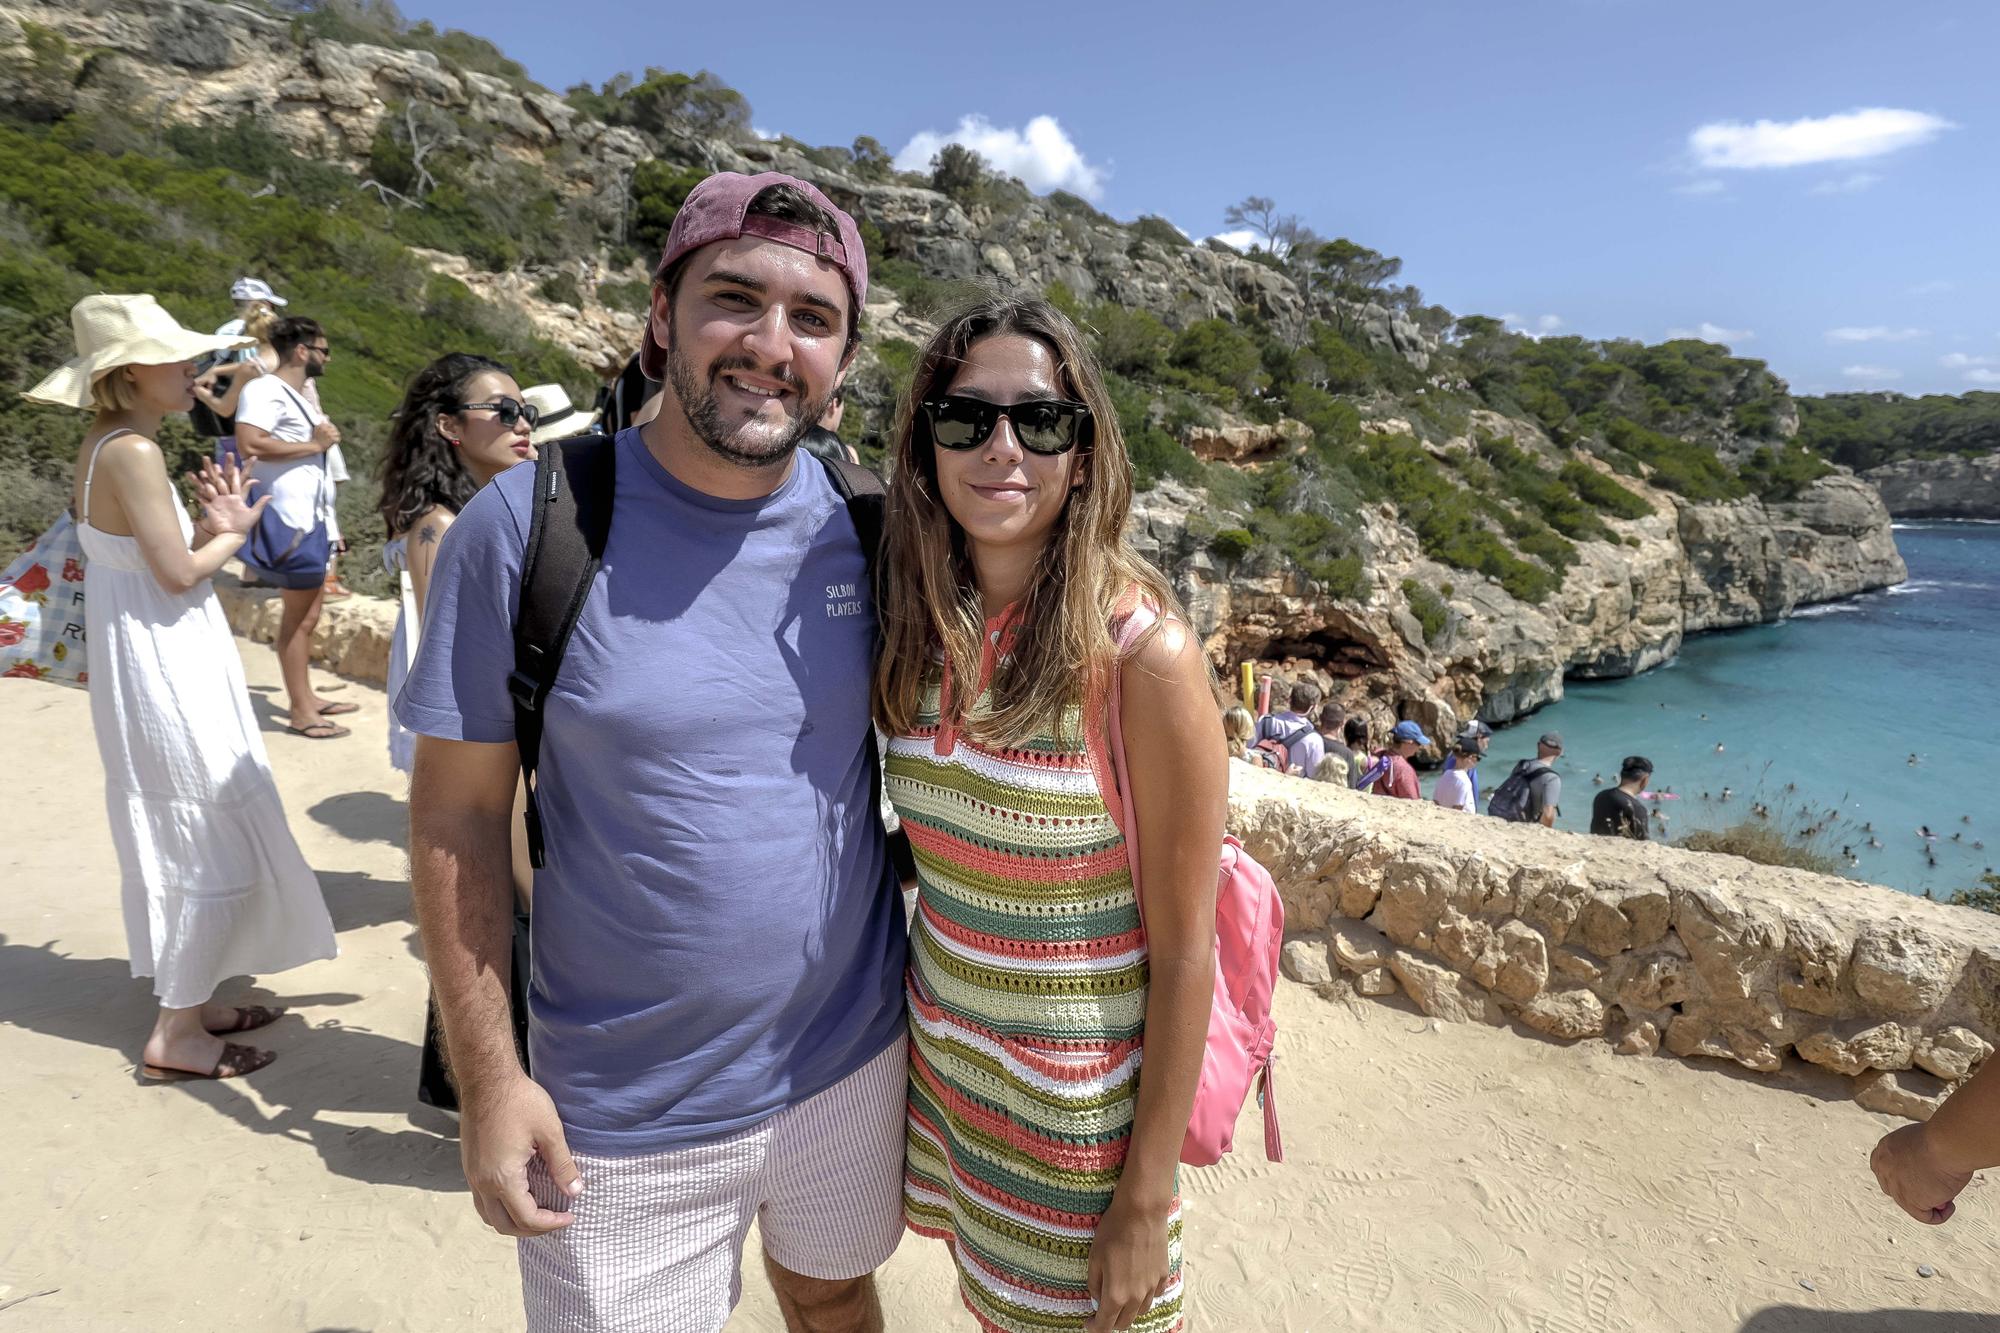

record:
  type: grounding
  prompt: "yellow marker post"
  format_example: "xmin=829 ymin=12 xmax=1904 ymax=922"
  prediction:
xmin=1240 ymin=661 xmax=1255 ymax=710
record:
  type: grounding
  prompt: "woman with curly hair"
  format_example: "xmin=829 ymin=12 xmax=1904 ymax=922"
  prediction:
xmin=875 ymin=294 xmax=1226 ymax=1333
xmin=378 ymin=353 xmax=537 ymax=774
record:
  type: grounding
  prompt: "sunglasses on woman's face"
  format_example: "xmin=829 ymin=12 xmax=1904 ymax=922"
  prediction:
xmin=458 ymin=398 xmax=541 ymax=428
xmin=921 ymin=395 xmax=1091 ymax=456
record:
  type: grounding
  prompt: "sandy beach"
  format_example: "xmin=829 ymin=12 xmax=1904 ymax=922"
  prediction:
xmin=3 ymin=642 xmax=1996 ymax=1332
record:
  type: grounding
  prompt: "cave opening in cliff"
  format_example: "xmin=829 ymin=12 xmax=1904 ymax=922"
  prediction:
xmin=1268 ymin=629 xmax=1390 ymax=680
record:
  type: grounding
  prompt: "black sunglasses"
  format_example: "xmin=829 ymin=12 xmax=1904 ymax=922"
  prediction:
xmin=457 ymin=398 xmax=540 ymax=428
xmin=920 ymin=395 xmax=1091 ymax=455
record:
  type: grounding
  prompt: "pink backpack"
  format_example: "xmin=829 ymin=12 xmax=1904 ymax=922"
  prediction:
xmin=1107 ymin=608 xmax=1285 ymax=1167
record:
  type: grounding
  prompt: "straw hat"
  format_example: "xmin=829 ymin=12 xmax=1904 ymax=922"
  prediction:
xmin=523 ymin=383 xmax=602 ymax=445
xmin=23 ymin=294 xmax=255 ymax=410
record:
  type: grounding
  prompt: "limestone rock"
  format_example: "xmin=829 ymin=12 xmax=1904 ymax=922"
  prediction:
xmin=1516 ymin=988 xmax=1607 ymax=1041
xmin=1388 ymin=949 xmax=1499 ymax=1025
xmin=1914 ymin=1027 xmax=1994 ymax=1082
xmin=1184 ymin=417 xmax=1309 ymax=465
xmin=1328 ymin=919 xmax=1391 ymax=975
xmin=1674 ymin=883 xmax=1785 ymax=1005
xmin=1850 ymin=923 xmax=1965 ymax=1018
xmin=1354 ymin=966 xmax=1398 ymax=997
xmin=1663 ymin=1015 xmax=1784 ymax=1074
xmin=1864 ymin=452 xmax=2000 ymax=520
xmin=1616 ymin=948 xmax=1693 ymax=1012
xmin=1779 ymin=910 xmax=1858 ymax=1018
xmin=1280 ymin=937 xmax=1333 ymax=988
xmin=1794 ymin=1021 xmax=1920 ymax=1077
xmin=1854 ymin=1069 xmax=1947 ymax=1123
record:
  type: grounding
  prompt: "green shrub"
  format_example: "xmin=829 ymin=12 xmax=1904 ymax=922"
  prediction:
xmin=1679 ymin=823 xmax=1840 ymax=875
xmin=1402 ymin=578 xmax=1448 ymax=644
xmin=536 ymin=272 xmax=583 ymax=307
xmin=1738 ymin=442 xmax=1834 ymax=501
xmin=1166 ymin=318 xmax=1263 ymax=404
xmin=1951 ymin=873 xmax=2000 ymax=915
xmin=629 ymin=160 xmax=707 ymax=257
xmin=1559 ymin=460 xmax=1652 ymax=518
xmin=1208 ymin=528 xmax=1254 ymax=561
xmin=1089 ymin=303 xmax=1172 ymax=379
xmin=596 ymin=277 xmax=652 ymax=313
xmin=1131 ymin=215 xmax=1190 ymax=249
xmin=1600 ymin=417 xmax=1746 ymax=501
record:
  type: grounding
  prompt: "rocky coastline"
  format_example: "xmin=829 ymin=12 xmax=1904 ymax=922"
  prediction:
xmin=1864 ymin=452 xmax=2000 ymax=520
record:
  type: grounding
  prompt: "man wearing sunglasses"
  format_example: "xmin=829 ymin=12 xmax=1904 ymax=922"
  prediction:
xmin=400 ymin=173 xmax=906 ymax=1333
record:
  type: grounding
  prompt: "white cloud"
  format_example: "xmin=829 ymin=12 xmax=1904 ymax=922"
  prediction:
xmin=1842 ymin=364 xmax=1904 ymax=383
xmin=1500 ymin=313 xmax=1564 ymax=339
xmin=1674 ymin=178 xmax=1727 ymax=196
xmin=1942 ymin=352 xmax=2000 ymax=370
xmin=1667 ymin=321 xmax=1754 ymax=344
xmin=894 ymin=114 xmax=1107 ymax=200
xmin=1966 ymin=369 xmax=2000 ymax=385
xmin=1810 ymin=171 xmax=1884 ymax=195
xmin=1908 ymin=279 xmax=1955 ymax=296
xmin=1689 ymin=107 xmax=1955 ymax=170
xmin=751 ymin=126 xmax=780 ymax=142
xmin=1826 ymin=326 xmax=1927 ymax=343
xmin=1207 ymin=228 xmax=1260 ymax=251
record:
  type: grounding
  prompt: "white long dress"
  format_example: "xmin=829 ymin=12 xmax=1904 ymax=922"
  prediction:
xmin=78 ymin=431 xmax=337 ymax=1008
xmin=383 ymin=534 xmax=414 ymax=773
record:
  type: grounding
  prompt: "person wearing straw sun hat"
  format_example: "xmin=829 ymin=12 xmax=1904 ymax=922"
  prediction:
xmin=25 ymin=294 xmax=336 ymax=1082
xmin=520 ymin=383 xmax=601 ymax=447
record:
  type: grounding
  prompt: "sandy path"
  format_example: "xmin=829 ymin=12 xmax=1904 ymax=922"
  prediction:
xmin=2 ymin=647 xmax=1995 ymax=1332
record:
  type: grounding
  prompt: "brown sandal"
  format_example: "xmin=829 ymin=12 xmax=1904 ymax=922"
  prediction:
xmin=205 ymin=1004 xmax=285 ymax=1035
xmin=142 ymin=1041 xmax=275 ymax=1081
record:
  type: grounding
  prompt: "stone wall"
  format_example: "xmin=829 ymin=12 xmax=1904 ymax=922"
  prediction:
xmin=212 ymin=566 xmax=396 ymax=686
xmin=1233 ymin=765 xmax=1998 ymax=1121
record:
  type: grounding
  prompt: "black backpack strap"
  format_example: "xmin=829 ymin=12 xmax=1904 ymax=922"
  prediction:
xmin=814 ymin=454 xmax=916 ymax=885
xmin=510 ymin=435 xmax=617 ymax=869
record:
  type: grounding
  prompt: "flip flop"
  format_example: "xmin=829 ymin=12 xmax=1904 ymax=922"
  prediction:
xmin=205 ymin=1004 xmax=285 ymax=1035
xmin=285 ymin=721 xmax=350 ymax=740
xmin=141 ymin=1042 xmax=276 ymax=1081
xmin=317 ymin=701 xmax=359 ymax=716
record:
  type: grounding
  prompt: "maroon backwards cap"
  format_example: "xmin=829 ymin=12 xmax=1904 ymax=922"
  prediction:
xmin=638 ymin=171 xmax=868 ymax=382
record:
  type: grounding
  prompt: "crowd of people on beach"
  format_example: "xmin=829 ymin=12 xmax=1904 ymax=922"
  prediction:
xmin=1220 ymin=676 xmax=1664 ymax=842
xmin=8 ymin=167 xmax=1997 ymax=1333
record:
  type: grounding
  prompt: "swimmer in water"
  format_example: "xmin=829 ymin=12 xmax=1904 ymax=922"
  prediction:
xmin=1715 ymin=743 xmax=1726 ymax=754
xmin=1868 ymin=837 xmax=1882 ymax=849
xmin=1591 ymin=772 xmax=1603 ymax=786
xmin=1699 ymin=713 xmax=1708 ymax=721
xmin=1908 ymin=753 xmax=1920 ymax=766
xmin=1720 ymin=787 xmax=1734 ymax=801
xmin=1920 ymin=826 xmax=1936 ymax=840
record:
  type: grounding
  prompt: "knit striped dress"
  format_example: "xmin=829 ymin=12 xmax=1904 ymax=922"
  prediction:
xmin=885 ymin=614 xmax=1184 ymax=1333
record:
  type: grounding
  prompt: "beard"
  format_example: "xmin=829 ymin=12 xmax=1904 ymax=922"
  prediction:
xmin=664 ymin=341 xmax=831 ymax=470
xmin=304 ymin=359 xmax=327 ymax=380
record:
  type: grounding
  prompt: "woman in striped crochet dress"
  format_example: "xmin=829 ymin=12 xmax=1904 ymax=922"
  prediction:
xmin=875 ymin=295 xmax=1227 ymax=1333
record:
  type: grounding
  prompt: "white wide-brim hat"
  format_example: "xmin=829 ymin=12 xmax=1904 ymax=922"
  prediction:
xmin=24 ymin=294 xmax=255 ymax=410
xmin=523 ymin=383 xmax=602 ymax=445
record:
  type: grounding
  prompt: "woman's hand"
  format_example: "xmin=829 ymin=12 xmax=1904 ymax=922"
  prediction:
xmin=1084 ymin=1186 xmax=1174 ymax=1332
xmin=189 ymin=457 xmax=268 ymax=538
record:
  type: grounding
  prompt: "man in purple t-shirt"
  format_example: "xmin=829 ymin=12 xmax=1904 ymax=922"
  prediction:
xmin=400 ymin=174 xmax=906 ymax=1332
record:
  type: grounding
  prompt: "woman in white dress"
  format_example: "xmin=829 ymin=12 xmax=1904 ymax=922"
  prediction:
xmin=25 ymin=294 xmax=338 ymax=1081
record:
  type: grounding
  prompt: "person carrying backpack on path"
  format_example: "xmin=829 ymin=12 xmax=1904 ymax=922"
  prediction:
xmin=1253 ymin=678 xmax=1324 ymax=777
xmin=1365 ymin=719 xmax=1429 ymax=799
xmin=398 ymin=173 xmax=909 ymax=1333
xmin=874 ymin=294 xmax=1227 ymax=1333
xmin=1488 ymin=732 xmax=1565 ymax=826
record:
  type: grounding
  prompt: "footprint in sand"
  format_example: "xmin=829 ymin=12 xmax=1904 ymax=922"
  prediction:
xmin=1325 ymin=1225 xmax=1397 ymax=1307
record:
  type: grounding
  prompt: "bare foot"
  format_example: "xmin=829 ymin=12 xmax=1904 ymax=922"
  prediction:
xmin=142 ymin=1028 xmax=232 ymax=1076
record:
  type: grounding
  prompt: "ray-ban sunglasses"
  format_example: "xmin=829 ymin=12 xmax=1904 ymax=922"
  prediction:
xmin=920 ymin=395 xmax=1092 ymax=455
xmin=457 ymin=397 xmax=541 ymax=428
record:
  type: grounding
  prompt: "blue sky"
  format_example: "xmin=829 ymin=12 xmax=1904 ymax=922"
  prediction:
xmin=402 ymin=0 xmax=1997 ymax=397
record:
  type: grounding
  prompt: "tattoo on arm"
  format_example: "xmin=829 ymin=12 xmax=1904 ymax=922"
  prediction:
xmin=418 ymin=525 xmax=440 ymax=545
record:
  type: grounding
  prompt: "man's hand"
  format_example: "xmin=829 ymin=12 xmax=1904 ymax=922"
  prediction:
xmin=460 ymin=1072 xmax=585 ymax=1237
xmin=311 ymin=417 xmax=341 ymax=449
xmin=1871 ymin=1122 xmax=1974 ymax=1225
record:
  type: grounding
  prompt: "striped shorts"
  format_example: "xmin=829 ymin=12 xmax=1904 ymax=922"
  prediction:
xmin=519 ymin=1035 xmax=908 ymax=1333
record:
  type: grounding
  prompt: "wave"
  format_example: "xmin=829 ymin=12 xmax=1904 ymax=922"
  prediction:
xmin=1788 ymin=602 xmax=1866 ymax=619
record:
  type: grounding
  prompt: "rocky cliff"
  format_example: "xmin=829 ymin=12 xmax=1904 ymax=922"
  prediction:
xmin=0 ymin=0 xmax=1909 ymax=735
xmin=1131 ymin=450 xmax=1904 ymax=740
xmin=1863 ymin=453 xmax=2000 ymax=519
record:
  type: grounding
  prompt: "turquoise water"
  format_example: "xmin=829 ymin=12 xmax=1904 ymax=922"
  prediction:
xmin=1479 ymin=522 xmax=1996 ymax=897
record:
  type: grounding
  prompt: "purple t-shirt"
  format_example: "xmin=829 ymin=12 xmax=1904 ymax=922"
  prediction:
xmin=395 ymin=429 xmax=906 ymax=1155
